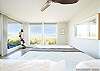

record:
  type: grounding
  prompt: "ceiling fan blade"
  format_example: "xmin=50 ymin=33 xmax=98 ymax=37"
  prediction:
xmin=52 ymin=0 xmax=79 ymax=4
xmin=40 ymin=1 xmax=51 ymax=12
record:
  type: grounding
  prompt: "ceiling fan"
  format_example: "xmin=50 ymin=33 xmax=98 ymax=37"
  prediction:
xmin=41 ymin=0 xmax=79 ymax=12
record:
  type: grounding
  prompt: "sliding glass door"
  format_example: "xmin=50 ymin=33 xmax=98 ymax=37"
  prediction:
xmin=7 ymin=19 xmax=21 ymax=49
xmin=29 ymin=23 xmax=57 ymax=45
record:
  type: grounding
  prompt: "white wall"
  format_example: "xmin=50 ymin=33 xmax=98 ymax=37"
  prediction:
xmin=57 ymin=21 xmax=68 ymax=45
xmin=68 ymin=0 xmax=100 ymax=58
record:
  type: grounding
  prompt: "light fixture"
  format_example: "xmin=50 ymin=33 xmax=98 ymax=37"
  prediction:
xmin=40 ymin=0 xmax=79 ymax=12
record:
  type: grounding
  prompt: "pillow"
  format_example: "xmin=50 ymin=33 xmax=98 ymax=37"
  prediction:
xmin=76 ymin=60 xmax=100 ymax=69
xmin=49 ymin=60 xmax=67 ymax=71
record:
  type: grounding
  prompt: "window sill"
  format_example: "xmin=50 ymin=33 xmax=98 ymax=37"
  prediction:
xmin=7 ymin=45 xmax=22 ymax=54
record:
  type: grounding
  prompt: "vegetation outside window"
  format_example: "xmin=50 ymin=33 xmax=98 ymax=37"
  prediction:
xmin=29 ymin=23 xmax=57 ymax=45
xmin=7 ymin=19 xmax=21 ymax=49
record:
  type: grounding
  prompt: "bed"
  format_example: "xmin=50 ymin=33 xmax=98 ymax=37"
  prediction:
xmin=20 ymin=51 xmax=94 ymax=71
xmin=22 ymin=45 xmax=80 ymax=55
xmin=0 ymin=51 xmax=94 ymax=71
xmin=0 ymin=59 xmax=57 ymax=71
xmin=0 ymin=45 xmax=94 ymax=71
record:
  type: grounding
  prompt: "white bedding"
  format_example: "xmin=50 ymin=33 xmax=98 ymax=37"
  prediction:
xmin=0 ymin=59 xmax=68 ymax=71
xmin=20 ymin=51 xmax=94 ymax=71
xmin=0 ymin=59 xmax=55 ymax=71
xmin=76 ymin=59 xmax=100 ymax=69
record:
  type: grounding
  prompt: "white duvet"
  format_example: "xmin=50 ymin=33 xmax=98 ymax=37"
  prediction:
xmin=0 ymin=59 xmax=67 ymax=71
xmin=0 ymin=52 xmax=94 ymax=71
xmin=20 ymin=52 xmax=94 ymax=71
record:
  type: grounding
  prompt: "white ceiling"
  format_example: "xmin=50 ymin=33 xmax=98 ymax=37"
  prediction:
xmin=0 ymin=0 xmax=96 ymax=23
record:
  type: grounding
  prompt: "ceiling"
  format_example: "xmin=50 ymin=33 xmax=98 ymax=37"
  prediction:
xmin=0 ymin=0 xmax=96 ymax=23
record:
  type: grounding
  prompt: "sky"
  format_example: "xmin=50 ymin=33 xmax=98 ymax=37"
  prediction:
xmin=8 ymin=23 xmax=57 ymax=36
xmin=8 ymin=23 xmax=21 ymax=34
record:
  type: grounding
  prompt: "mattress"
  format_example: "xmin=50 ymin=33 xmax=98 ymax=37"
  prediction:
xmin=20 ymin=51 xmax=94 ymax=71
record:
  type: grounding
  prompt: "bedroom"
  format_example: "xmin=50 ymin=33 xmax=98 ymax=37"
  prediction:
xmin=0 ymin=0 xmax=100 ymax=71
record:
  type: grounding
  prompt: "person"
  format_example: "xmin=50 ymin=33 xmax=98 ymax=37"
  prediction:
xmin=7 ymin=39 xmax=10 ymax=49
xmin=19 ymin=29 xmax=26 ymax=49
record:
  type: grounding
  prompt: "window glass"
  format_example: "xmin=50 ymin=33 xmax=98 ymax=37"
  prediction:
xmin=75 ymin=18 xmax=97 ymax=39
xmin=29 ymin=23 xmax=42 ymax=45
xmin=7 ymin=19 xmax=21 ymax=49
xmin=29 ymin=23 xmax=57 ymax=45
xmin=76 ymin=24 xmax=89 ymax=38
xmin=44 ymin=23 xmax=57 ymax=45
xmin=90 ymin=22 xmax=97 ymax=38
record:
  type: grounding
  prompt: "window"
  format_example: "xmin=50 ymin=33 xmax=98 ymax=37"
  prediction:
xmin=29 ymin=23 xmax=42 ymax=45
xmin=75 ymin=17 xmax=97 ymax=39
xmin=7 ymin=19 xmax=21 ymax=49
xmin=76 ymin=24 xmax=89 ymax=38
xmin=29 ymin=23 xmax=57 ymax=45
xmin=90 ymin=22 xmax=97 ymax=38
xmin=44 ymin=23 xmax=57 ymax=45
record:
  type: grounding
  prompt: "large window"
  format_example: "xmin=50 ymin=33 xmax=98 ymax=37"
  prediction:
xmin=44 ymin=23 xmax=57 ymax=45
xmin=29 ymin=23 xmax=57 ymax=45
xmin=29 ymin=23 xmax=42 ymax=45
xmin=7 ymin=19 xmax=21 ymax=49
xmin=76 ymin=24 xmax=89 ymax=38
xmin=75 ymin=17 xmax=97 ymax=39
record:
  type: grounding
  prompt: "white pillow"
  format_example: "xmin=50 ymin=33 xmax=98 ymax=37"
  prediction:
xmin=76 ymin=59 xmax=100 ymax=69
xmin=49 ymin=60 xmax=67 ymax=71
